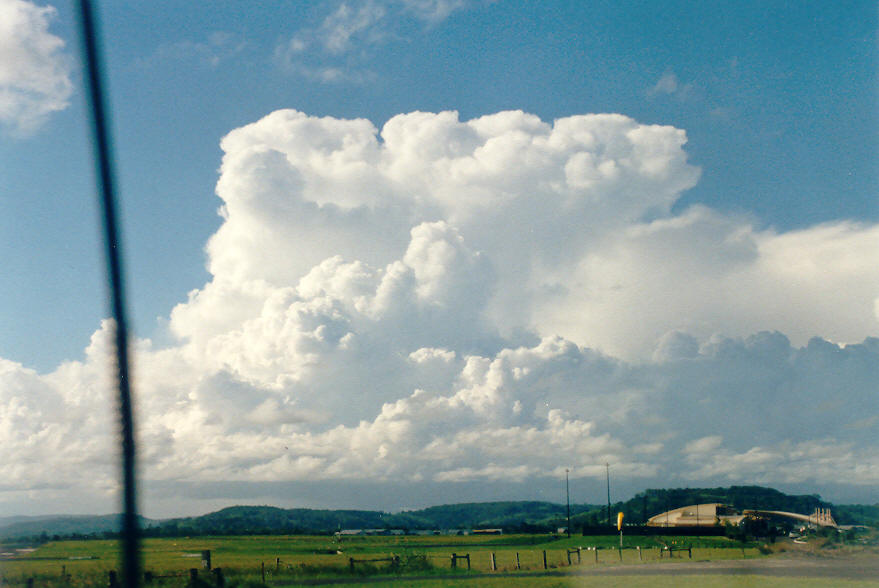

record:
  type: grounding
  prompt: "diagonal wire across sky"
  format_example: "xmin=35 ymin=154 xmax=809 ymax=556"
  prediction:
xmin=76 ymin=1 xmax=141 ymax=585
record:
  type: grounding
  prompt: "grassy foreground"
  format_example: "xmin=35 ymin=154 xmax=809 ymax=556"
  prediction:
xmin=0 ymin=533 xmax=779 ymax=586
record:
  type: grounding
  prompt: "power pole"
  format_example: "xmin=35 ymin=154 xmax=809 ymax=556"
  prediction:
xmin=565 ymin=468 xmax=571 ymax=538
xmin=605 ymin=463 xmax=611 ymax=527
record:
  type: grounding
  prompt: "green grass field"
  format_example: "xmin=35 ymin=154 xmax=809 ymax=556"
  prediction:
xmin=0 ymin=533 xmax=775 ymax=587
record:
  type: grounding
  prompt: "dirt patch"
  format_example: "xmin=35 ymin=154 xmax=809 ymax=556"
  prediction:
xmin=288 ymin=550 xmax=879 ymax=585
xmin=568 ymin=552 xmax=879 ymax=580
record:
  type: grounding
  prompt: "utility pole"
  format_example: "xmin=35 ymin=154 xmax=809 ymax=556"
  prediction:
xmin=565 ymin=468 xmax=571 ymax=538
xmin=605 ymin=463 xmax=611 ymax=527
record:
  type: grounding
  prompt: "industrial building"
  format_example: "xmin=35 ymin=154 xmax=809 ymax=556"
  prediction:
xmin=646 ymin=503 xmax=837 ymax=528
xmin=646 ymin=503 xmax=745 ymax=527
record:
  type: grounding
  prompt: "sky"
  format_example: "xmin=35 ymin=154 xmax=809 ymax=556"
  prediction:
xmin=0 ymin=0 xmax=877 ymax=519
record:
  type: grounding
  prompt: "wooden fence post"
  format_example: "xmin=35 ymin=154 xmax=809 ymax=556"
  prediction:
xmin=516 ymin=552 xmax=520 ymax=570
xmin=261 ymin=561 xmax=265 ymax=583
xmin=201 ymin=549 xmax=211 ymax=570
xmin=188 ymin=569 xmax=198 ymax=584
xmin=688 ymin=547 xmax=692 ymax=559
xmin=637 ymin=546 xmax=642 ymax=561
xmin=566 ymin=550 xmax=571 ymax=565
xmin=451 ymin=552 xmax=456 ymax=569
xmin=542 ymin=550 xmax=547 ymax=569
xmin=108 ymin=570 xmax=118 ymax=588
xmin=594 ymin=547 xmax=599 ymax=563
xmin=577 ymin=547 xmax=581 ymax=564
xmin=465 ymin=554 xmax=470 ymax=570
xmin=490 ymin=552 xmax=496 ymax=571
xmin=212 ymin=568 xmax=225 ymax=588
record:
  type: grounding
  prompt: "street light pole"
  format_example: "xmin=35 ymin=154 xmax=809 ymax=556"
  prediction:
xmin=605 ymin=463 xmax=611 ymax=528
xmin=565 ymin=468 xmax=571 ymax=538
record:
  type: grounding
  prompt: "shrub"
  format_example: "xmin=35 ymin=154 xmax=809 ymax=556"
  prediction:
xmin=397 ymin=553 xmax=432 ymax=572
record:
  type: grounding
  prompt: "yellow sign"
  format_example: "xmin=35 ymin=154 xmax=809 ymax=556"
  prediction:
xmin=617 ymin=511 xmax=624 ymax=530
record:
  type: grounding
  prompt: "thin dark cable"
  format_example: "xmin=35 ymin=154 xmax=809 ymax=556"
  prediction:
xmin=76 ymin=1 xmax=141 ymax=586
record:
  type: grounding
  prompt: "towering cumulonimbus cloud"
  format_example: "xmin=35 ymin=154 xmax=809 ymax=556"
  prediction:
xmin=1 ymin=109 xmax=878 ymax=515
xmin=184 ymin=109 xmax=879 ymax=358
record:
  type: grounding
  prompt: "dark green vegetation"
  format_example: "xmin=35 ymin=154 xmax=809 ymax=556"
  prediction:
xmin=142 ymin=502 xmax=603 ymax=538
xmin=579 ymin=486 xmax=879 ymax=527
xmin=833 ymin=504 xmax=879 ymax=527
xmin=1 ymin=486 xmax=876 ymax=542
xmin=0 ymin=503 xmax=600 ymax=541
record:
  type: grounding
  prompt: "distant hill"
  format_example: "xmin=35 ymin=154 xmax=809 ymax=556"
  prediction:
xmin=388 ymin=500 xmax=597 ymax=530
xmin=832 ymin=504 xmax=879 ymax=526
xmin=0 ymin=514 xmax=157 ymax=540
xmin=156 ymin=506 xmax=391 ymax=536
xmin=2 ymin=486 xmax=875 ymax=540
xmin=0 ymin=515 xmax=59 ymax=528
xmin=151 ymin=501 xmax=599 ymax=537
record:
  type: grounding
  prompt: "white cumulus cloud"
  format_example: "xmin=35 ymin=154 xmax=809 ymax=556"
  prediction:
xmin=2 ymin=108 xmax=878 ymax=515
xmin=0 ymin=0 xmax=72 ymax=133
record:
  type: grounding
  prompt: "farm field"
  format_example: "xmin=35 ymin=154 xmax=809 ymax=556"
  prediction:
xmin=0 ymin=533 xmax=771 ymax=586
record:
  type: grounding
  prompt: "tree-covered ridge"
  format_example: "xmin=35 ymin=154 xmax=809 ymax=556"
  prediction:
xmin=610 ymin=486 xmax=832 ymax=525
xmin=829 ymin=504 xmax=879 ymax=526
xmin=178 ymin=506 xmax=388 ymax=534
xmin=391 ymin=501 xmax=598 ymax=530
xmin=2 ymin=487 xmax=877 ymax=540
xmin=149 ymin=501 xmax=599 ymax=536
xmin=575 ymin=486 xmax=878 ymax=527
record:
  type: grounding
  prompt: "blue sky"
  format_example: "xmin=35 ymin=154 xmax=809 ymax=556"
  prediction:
xmin=3 ymin=0 xmax=876 ymax=370
xmin=0 ymin=0 xmax=877 ymax=517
